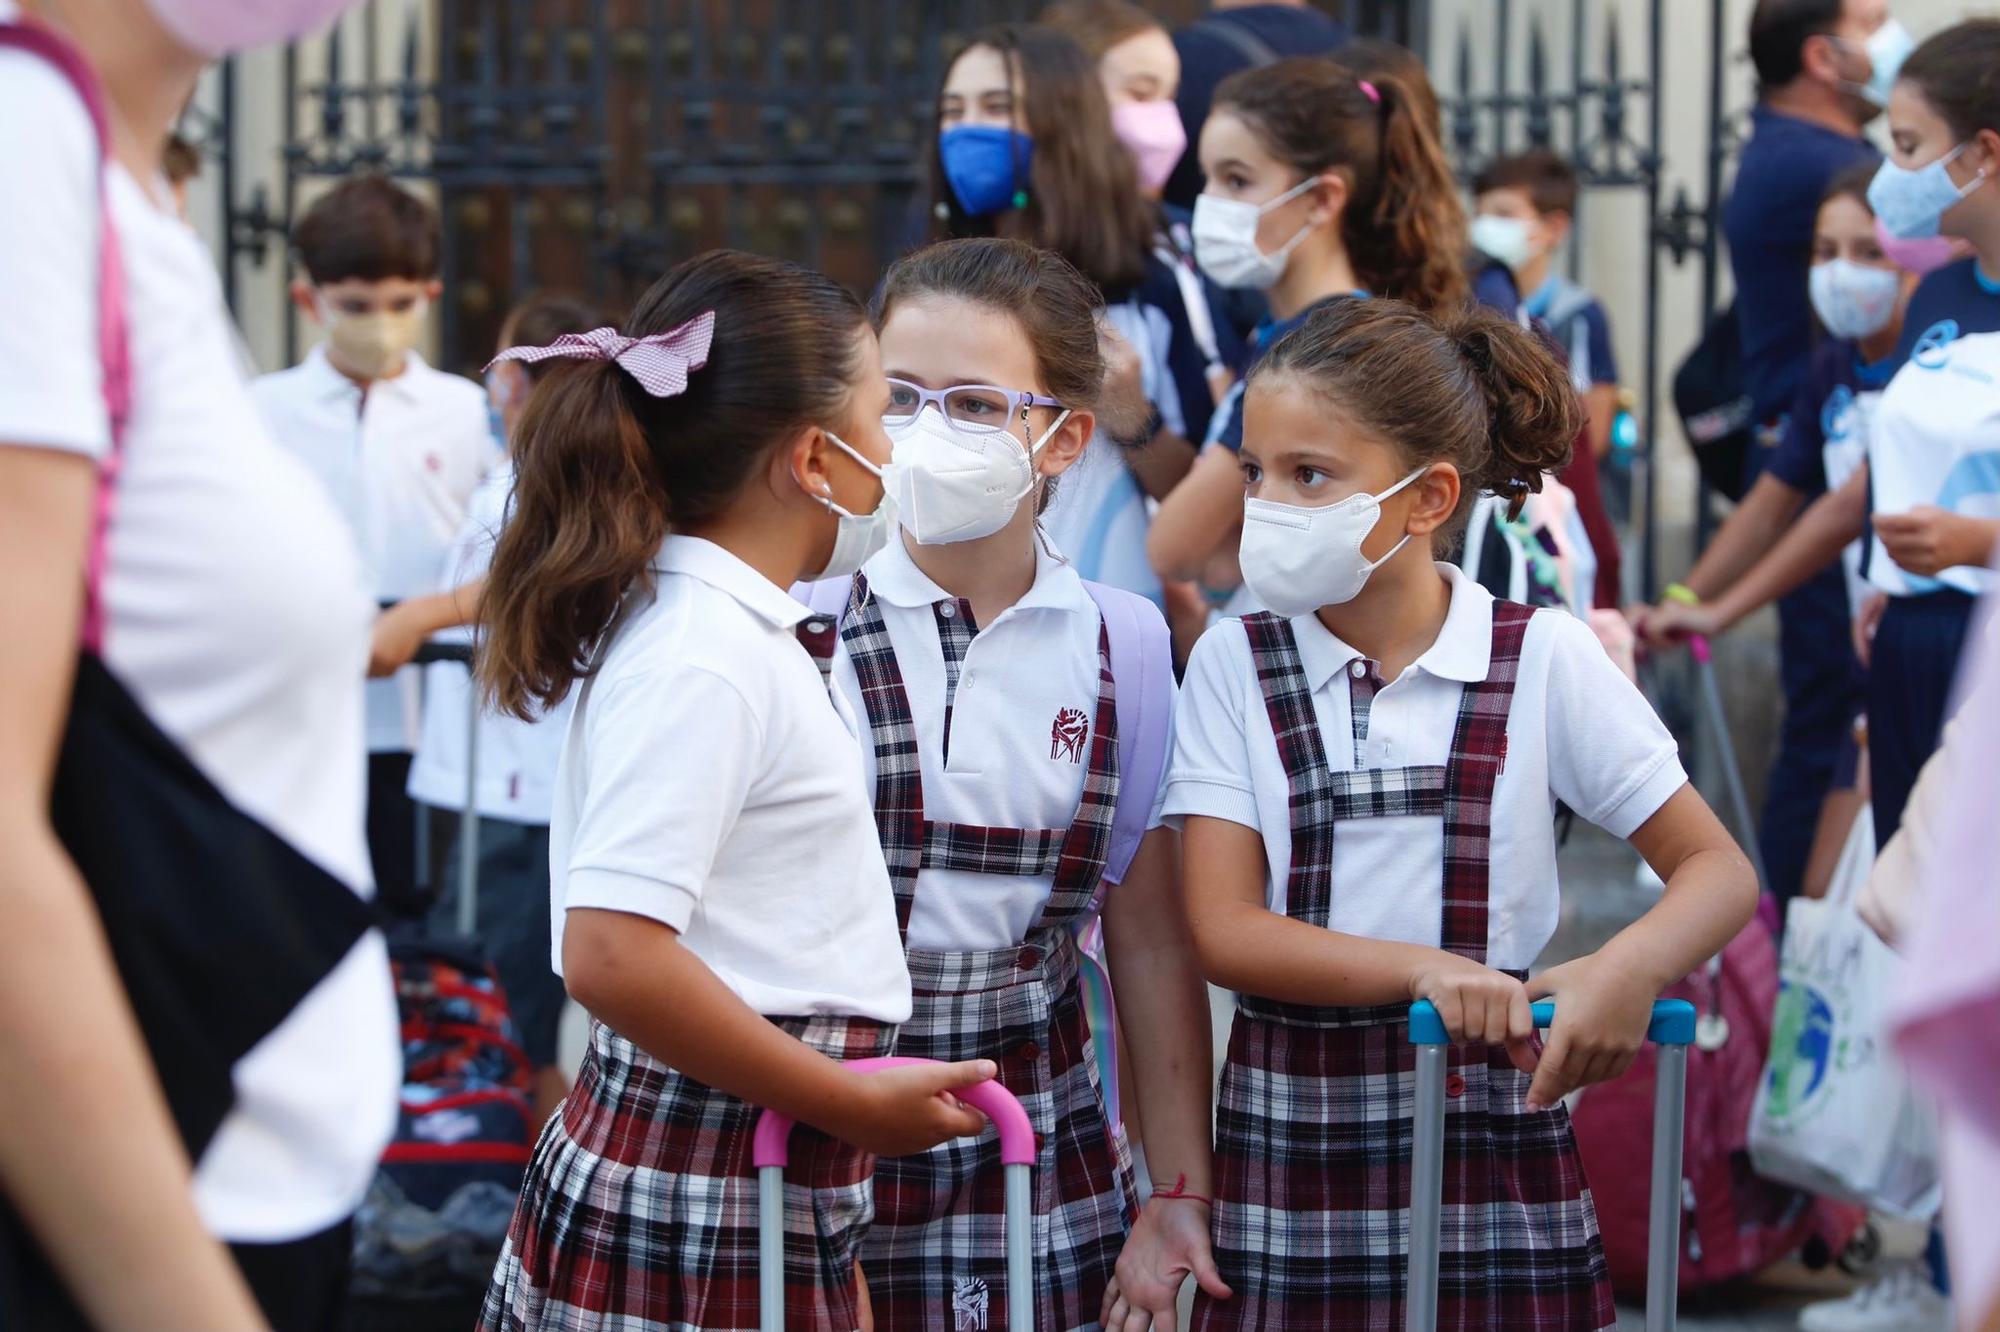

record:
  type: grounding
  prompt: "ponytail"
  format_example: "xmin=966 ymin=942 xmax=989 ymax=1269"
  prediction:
xmin=477 ymin=250 xmax=870 ymax=719
xmin=1213 ymin=57 xmax=1469 ymax=314
xmin=1255 ymin=297 xmax=1576 ymax=545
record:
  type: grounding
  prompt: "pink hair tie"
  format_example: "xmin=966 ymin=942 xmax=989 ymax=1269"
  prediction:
xmin=1358 ymin=79 xmax=1381 ymax=105
xmin=487 ymin=310 xmax=716 ymax=399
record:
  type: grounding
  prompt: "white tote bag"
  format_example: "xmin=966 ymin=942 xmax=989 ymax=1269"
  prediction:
xmin=1748 ymin=808 xmax=1943 ymax=1218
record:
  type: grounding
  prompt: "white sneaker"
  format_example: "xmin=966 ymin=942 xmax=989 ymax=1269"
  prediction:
xmin=1798 ymin=1264 xmax=1952 ymax=1331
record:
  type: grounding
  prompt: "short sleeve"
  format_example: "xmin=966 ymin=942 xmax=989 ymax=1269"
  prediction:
xmin=1208 ymin=380 xmax=1245 ymax=452
xmin=0 ymin=55 xmax=108 ymax=458
xmin=1541 ymin=612 xmax=1687 ymax=838
xmin=562 ymin=664 xmax=764 ymax=930
xmin=1584 ymin=303 xmax=1619 ymax=386
xmin=1764 ymin=364 xmax=1828 ymax=494
xmin=1161 ymin=624 xmax=1260 ymax=830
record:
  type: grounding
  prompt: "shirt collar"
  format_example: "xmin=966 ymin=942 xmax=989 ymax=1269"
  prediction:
xmin=862 ymin=533 xmax=1088 ymax=617
xmin=302 ymin=344 xmax=433 ymax=403
xmin=1289 ymin=562 xmax=1496 ymax=690
xmin=654 ymin=536 xmax=808 ymax=629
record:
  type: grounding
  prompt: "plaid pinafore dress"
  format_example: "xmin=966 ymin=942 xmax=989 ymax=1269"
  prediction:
xmin=1191 ymin=605 xmax=1615 ymax=1332
xmin=800 ymin=575 xmax=1136 ymax=1332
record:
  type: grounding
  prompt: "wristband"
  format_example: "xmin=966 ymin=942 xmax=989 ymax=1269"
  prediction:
xmin=1152 ymin=1173 xmax=1212 ymax=1206
xmin=1663 ymin=582 xmax=1701 ymax=607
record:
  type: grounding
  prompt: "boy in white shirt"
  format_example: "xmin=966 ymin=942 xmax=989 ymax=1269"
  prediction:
xmin=251 ymin=175 xmax=495 ymax=918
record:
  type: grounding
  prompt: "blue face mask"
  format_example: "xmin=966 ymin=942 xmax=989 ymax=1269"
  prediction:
xmin=1869 ymin=143 xmax=1990 ymax=239
xmin=939 ymin=126 xmax=1033 ymax=217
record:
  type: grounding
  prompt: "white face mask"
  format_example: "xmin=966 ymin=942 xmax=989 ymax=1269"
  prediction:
xmin=810 ymin=431 xmax=897 ymax=579
xmin=1469 ymin=214 xmax=1536 ymax=272
xmin=1808 ymin=258 xmax=1902 ymax=341
xmin=1191 ymin=178 xmax=1321 ymax=290
xmin=1238 ymin=467 xmax=1426 ymax=616
xmin=884 ymin=405 xmax=1071 ymax=545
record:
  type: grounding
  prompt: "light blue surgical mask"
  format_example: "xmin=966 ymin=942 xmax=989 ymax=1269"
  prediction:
xmin=1868 ymin=143 xmax=1990 ymax=240
xmin=1832 ymin=19 xmax=1915 ymax=109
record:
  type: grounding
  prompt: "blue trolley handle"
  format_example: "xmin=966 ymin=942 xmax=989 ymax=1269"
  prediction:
xmin=1404 ymin=998 xmax=1696 ymax=1332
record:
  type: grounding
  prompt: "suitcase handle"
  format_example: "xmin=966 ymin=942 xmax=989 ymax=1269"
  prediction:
xmin=752 ymin=1057 xmax=1035 ymax=1332
xmin=1404 ymin=998 xmax=1695 ymax=1332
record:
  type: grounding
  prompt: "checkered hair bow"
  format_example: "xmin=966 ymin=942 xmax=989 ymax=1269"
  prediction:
xmin=486 ymin=310 xmax=715 ymax=398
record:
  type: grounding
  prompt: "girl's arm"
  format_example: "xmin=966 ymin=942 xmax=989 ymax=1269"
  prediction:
xmin=1148 ymin=448 xmax=1245 ymax=584
xmin=1524 ymin=784 xmax=1756 ymax=1108
xmin=369 ymin=574 xmax=487 ymax=677
xmin=1098 ymin=828 xmax=1230 ymax=1323
xmin=1184 ymin=816 xmax=1535 ymax=1054
xmin=563 ymin=908 xmax=993 ymax=1157
xmin=0 ymin=448 xmax=266 ymax=1329
xmin=1645 ymin=464 xmax=1869 ymax=643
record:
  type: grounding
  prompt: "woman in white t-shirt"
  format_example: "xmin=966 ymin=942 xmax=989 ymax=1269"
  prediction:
xmin=475 ymin=250 xmax=995 ymax=1331
xmin=0 ymin=0 xmax=389 ymax=1327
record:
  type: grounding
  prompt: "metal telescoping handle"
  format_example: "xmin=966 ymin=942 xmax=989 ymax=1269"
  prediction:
xmin=410 ymin=642 xmax=481 ymax=934
xmin=752 ymin=1057 xmax=1036 ymax=1332
xmin=1405 ymin=998 xmax=1697 ymax=1332
xmin=1687 ymin=635 xmax=1767 ymax=893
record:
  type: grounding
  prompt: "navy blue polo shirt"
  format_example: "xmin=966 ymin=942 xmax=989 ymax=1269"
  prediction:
xmin=1207 ymin=292 xmax=1362 ymax=451
xmin=1721 ymin=106 xmax=1878 ymax=425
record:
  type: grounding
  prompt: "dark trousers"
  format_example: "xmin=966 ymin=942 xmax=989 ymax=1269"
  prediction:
xmin=367 ymin=751 xmax=421 ymax=919
xmin=1763 ymin=571 xmax=1866 ymax=907
xmin=1867 ymin=590 xmax=1975 ymax=843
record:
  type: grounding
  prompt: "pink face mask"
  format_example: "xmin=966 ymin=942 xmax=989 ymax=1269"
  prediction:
xmin=142 ymin=0 xmax=356 ymax=57
xmin=1111 ymin=100 xmax=1188 ymax=196
xmin=1874 ymin=216 xmax=1968 ymax=277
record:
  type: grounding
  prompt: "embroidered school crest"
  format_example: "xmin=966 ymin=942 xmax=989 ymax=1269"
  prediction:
xmin=951 ymin=1278 xmax=990 ymax=1330
xmin=1050 ymin=707 xmax=1088 ymax=763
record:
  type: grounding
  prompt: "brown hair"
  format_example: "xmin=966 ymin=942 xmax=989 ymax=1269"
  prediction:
xmin=873 ymin=236 xmax=1110 ymax=513
xmin=927 ymin=24 xmax=1155 ymax=293
xmin=1254 ymin=297 xmax=1578 ymax=544
xmin=480 ymin=251 xmax=869 ymax=717
xmin=293 ymin=174 xmax=441 ymax=284
xmin=1330 ymin=38 xmax=1441 ymax=138
xmin=162 ymin=132 xmax=201 ymax=186
xmin=1820 ymin=161 xmax=1880 ymax=215
xmin=496 ymin=292 xmax=612 ymax=383
xmin=1473 ymin=149 xmax=1580 ymax=218
xmin=1213 ymin=57 xmax=1469 ymax=313
xmin=1037 ymin=0 xmax=1160 ymax=61
xmin=1897 ymin=19 xmax=2000 ymax=143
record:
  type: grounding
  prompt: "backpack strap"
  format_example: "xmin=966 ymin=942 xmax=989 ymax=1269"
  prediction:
xmin=0 ymin=21 xmax=130 ymax=655
xmin=1152 ymin=242 xmax=1225 ymax=377
xmin=1081 ymin=579 xmax=1173 ymax=892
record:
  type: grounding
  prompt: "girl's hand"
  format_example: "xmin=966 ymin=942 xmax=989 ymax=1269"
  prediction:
xmin=368 ymin=602 xmax=431 ymax=678
xmin=1634 ymin=599 xmax=1721 ymax=649
xmin=1408 ymin=952 xmax=1536 ymax=1071
xmin=1873 ymin=506 xmax=1996 ymax=577
xmin=1098 ymin=321 xmax=1152 ymax=445
xmin=1102 ymin=1197 xmax=1232 ymax=1331
xmin=1523 ymin=956 xmax=1658 ymax=1109
xmin=830 ymin=1059 xmax=996 ymax=1157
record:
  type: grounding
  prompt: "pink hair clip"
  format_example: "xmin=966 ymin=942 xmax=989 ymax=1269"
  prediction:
xmin=1358 ymin=79 xmax=1381 ymax=105
xmin=487 ymin=310 xmax=716 ymax=399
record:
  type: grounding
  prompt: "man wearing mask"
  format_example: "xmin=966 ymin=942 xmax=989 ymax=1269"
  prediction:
xmin=253 ymin=175 xmax=495 ymax=921
xmin=1162 ymin=0 xmax=1347 ymax=212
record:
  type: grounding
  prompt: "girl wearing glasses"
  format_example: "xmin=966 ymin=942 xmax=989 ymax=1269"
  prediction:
xmin=799 ymin=237 xmax=1220 ymax=1331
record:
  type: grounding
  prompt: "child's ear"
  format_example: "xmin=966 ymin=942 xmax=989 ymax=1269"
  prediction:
xmin=1542 ymin=209 xmax=1573 ymax=250
xmin=424 ymin=278 xmax=444 ymax=303
xmin=290 ymin=279 xmax=322 ymax=324
xmin=1037 ymin=408 xmax=1094 ymax=480
xmin=1403 ymin=462 xmax=1461 ymax=538
xmin=1309 ymin=170 xmax=1350 ymax=230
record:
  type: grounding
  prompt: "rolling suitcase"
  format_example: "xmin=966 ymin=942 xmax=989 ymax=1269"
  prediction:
xmin=752 ymin=1060 xmax=1037 ymax=1332
xmin=1405 ymin=997 xmax=1697 ymax=1332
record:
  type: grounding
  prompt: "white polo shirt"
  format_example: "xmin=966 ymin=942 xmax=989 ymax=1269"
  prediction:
xmin=552 ymin=537 xmax=911 ymax=1022
xmin=0 ymin=30 xmax=397 ymax=1242
xmin=407 ymin=460 xmax=571 ymax=825
xmin=251 ymin=345 xmax=496 ymax=751
xmin=820 ymin=537 xmax=1172 ymax=954
xmin=1868 ymin=328 xmax=2000 ymax=599
xmin=1164 ymin=564 xmax=1686 ymax=971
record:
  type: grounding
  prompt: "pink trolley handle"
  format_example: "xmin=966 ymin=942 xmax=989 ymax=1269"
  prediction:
xmin=752 ymin=1057 xmax=1036 ymax=1332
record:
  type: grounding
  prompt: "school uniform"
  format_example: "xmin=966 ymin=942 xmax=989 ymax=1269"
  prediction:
xmin=1166 ymin=564 xmax=1686 ymax=1330
xmin=407 ymin=459 xmax=573 ymax=1067
xmin=1863 ymin=258 xmax=2000 ymax=842
xmin=0 ymin=17 xmax=397 ymax=1315
xmin=251 ymin=346 xmax=495 ymax=913
xmin=481 ymin=536 xmax=911 ymax=1332
xmin=801 ymin=536 xmax=1173 ymax=1332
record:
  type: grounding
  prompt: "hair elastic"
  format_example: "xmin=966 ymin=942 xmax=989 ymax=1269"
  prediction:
xmin=488 ymin=311 xmax=716 ymax=399
xmin=1358 ymin=79 xmax=1381 ymax=105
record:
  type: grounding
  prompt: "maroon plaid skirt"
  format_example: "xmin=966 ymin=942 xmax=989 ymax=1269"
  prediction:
xmin=479 ymin=1013 xmax=890 ymax=1332
xmin=862 ymin=929 xmax=1135 ymax=1332
xmin=1192 ymin=1002 xmax=1615 ymax=1332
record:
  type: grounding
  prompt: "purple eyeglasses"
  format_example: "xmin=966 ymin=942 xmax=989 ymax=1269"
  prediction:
xmin=883 ymin=378 xmax=1062 ymax=434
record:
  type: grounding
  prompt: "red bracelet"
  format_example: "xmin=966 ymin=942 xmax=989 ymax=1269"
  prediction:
xmin=1152 ymin=1173 xmax=1212 ymax=1206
